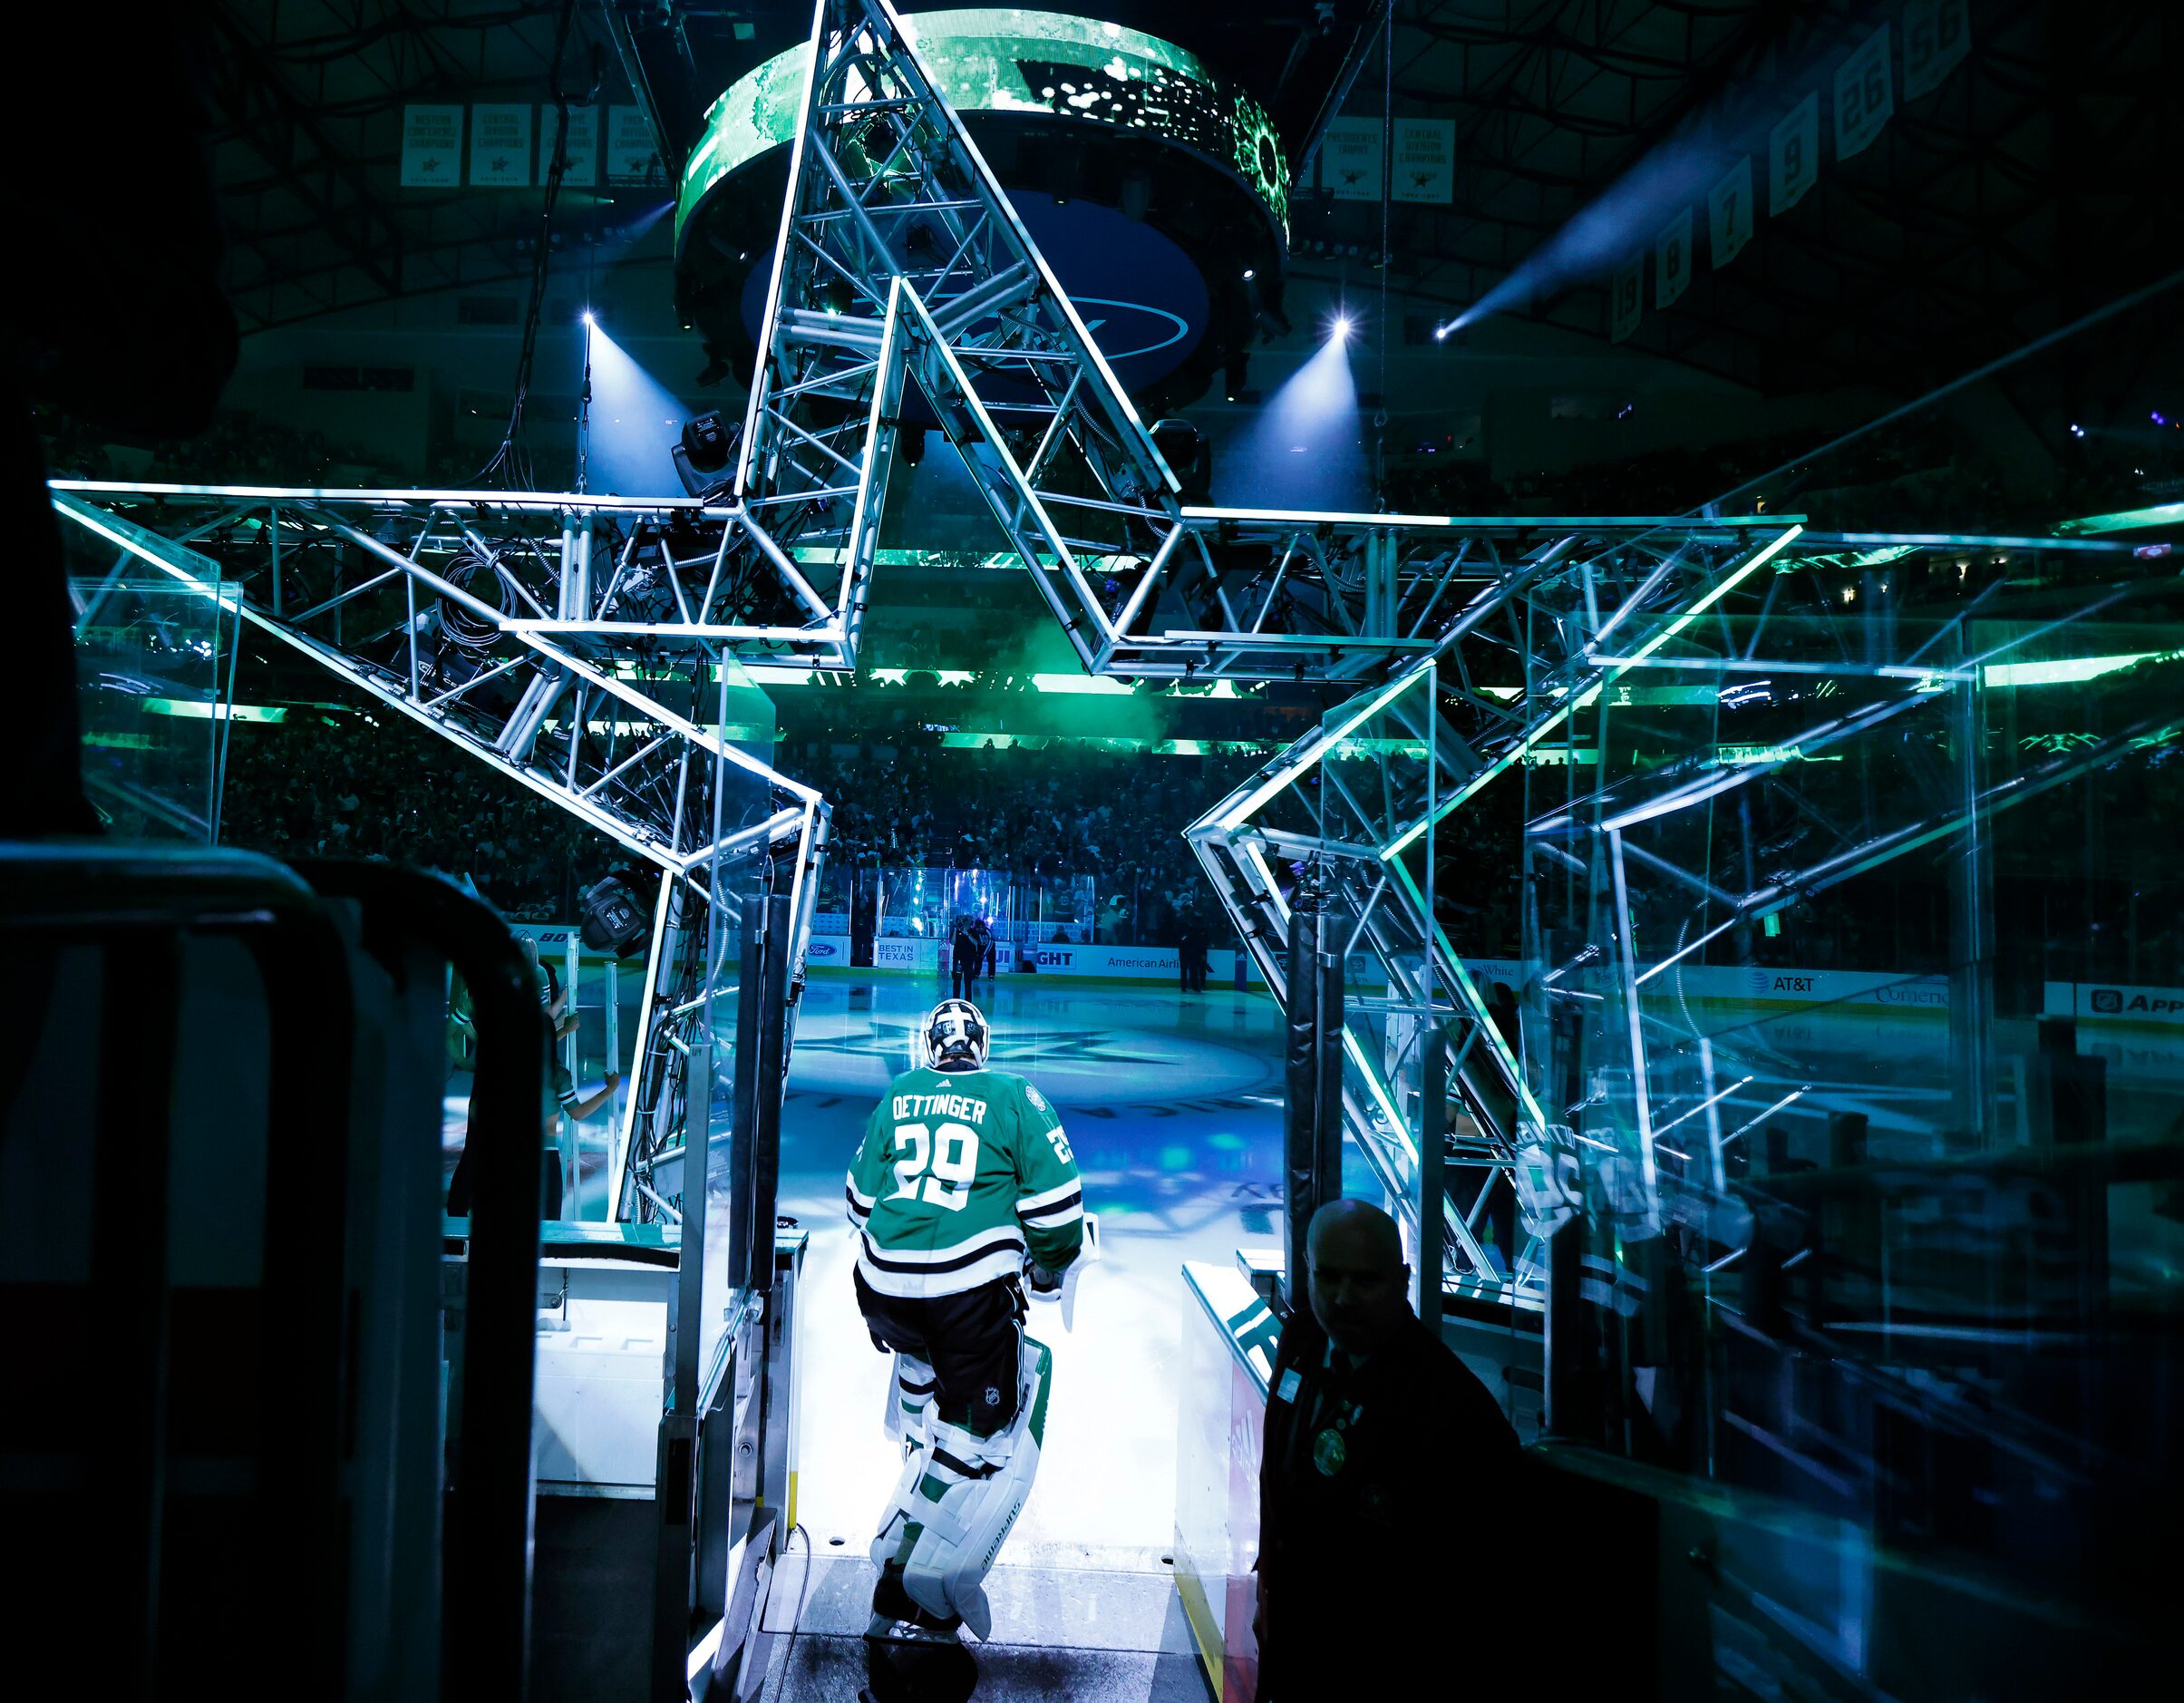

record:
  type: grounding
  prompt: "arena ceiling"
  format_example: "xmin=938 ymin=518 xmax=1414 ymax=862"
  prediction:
xmin=202 ymin=2 xmax=2177 ymax=399
xmin=1332 ymin=0 xmax=2179 ymax=395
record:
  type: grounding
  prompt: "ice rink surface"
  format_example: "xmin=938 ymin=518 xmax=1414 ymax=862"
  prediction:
xmin=778 ymin=971 xmax=1286 ymax=1562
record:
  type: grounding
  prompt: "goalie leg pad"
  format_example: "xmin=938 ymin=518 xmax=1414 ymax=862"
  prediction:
xmin=898 ymin=1337 xmax=1053 ymax=1640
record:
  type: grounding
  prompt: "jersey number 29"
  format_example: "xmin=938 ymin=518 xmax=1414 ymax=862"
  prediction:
xmin=891 ymin=1122 xmax=979 ymax=1211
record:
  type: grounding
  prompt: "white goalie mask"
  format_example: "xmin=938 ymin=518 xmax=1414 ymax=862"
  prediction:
xmin=920 ymin=998 xmax=989 ymax=1071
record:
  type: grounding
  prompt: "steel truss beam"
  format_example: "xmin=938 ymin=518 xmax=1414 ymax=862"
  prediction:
xmin=51 ymin=483 xmax=825 ymax=1228
xmin=733 ymin=1 xmax=1828 ymax=688
xmin=1187 ymin=517 xmax=2174 ymax=1306
xmin=64 ymin=4 xmax=2166 ymax=1291
xmin=1187 ymin=517 xmax=1808 ymax=1300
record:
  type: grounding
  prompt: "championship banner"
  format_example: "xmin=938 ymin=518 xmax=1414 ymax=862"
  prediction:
xmin=1903 ymin=0 xmax=1971 ymax=101
xmin=545 ymin=104 xmax=599 ymax=188
xmin=1320 ymin=116 xmax=1383 ymax=201
xmin=399 ymin=104 xmax=463 ymax=187
xmin=1655 ymin=207 xmax=1694 ymax=310
xmin=469 ymin=103 xmax=533 ymax=187
xmin=1708 ymin=156 xmax=1753 ymax=269
xmin=1610 ymin=254 xmax=1644 ymax=343
xmin=607 ymin=104 xmax=665 ymax=187
xmin=1834 ymin=24 xmax=1894 ymax=161
xmin=1390 ymin=118 xmax=1454 ymax=204
xmin=1768 ymin=92 xmax=1819 ymax=215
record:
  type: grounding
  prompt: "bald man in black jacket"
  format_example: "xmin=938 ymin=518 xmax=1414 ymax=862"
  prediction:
xmin=1255 ymin=1200 xmax=1520 ymax=1698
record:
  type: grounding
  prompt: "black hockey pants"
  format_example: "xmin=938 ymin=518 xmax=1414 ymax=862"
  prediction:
xmin=855 ymin=1270 xmax=1024 ymax=1435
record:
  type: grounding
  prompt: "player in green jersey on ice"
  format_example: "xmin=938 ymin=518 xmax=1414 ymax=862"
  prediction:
xmin=846 ymin=996 xmax=1090 ymax=1665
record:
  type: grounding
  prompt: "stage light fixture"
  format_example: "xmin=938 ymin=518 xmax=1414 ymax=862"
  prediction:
xmin=579 ymin=877 xmax=649 ymax=959
xmin=672 ymin=409 xmax=737 ymax=497
xmin=582 ymin=309 xmax=597 ymax=327
xmin=1331 ymin=315 xmax=1352 ymax=343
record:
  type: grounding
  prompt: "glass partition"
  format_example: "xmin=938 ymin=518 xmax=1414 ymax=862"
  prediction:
xmin=862 ymin=869 xmax=1161 ymax=944
xmin=808 ymin=863 xmax=1169 ymax=950
xmin=1013 ymin=872 xmax=1097 ymax=943
xmin=1309 ymin=672 xmax=1437 ymax=1242
xmin=690 ymin=656 xmax=779 ymax=1378
xmin=876 ymin=866 xmax=947 ymax=939
xmin=1513 ymin=584 xmax=2184 ymax=1601
xmin=63 ymin=509 xmax=240 ymax=841
xmin=811 ymin=859 xmax=858 ymax=938
xmin=874 ymin=867 xmax=1010 ymax=939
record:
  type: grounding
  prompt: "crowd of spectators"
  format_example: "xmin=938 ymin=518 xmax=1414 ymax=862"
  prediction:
xmin=799 ymin=739 xmax=1249 ymax=943
xmin=216 ymin=694 xmax=1253 ymax=938
xmin=220 ymin=707 xmax=630 ymax=920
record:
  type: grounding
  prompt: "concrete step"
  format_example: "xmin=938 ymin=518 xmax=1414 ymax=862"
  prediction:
xmin=763 ymin=1551 xmax=1200 ymax=1656
xmin=755 ymin=1633 xmax=1209 ymax=1703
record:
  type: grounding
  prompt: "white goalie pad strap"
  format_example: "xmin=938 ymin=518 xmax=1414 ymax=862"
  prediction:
xmin=899 ymin=1338 xmax=1053 ymax=1641
xmin=869 ymin=1434 xmax=929 ymax=1572
xmin=883 ymin=1352 xmax=937 ymax=1445
xmin=912 ymin=1417 xmax=1013 ymax=1547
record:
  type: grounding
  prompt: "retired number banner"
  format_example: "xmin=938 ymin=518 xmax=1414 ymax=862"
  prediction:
xmin=1834 ymin=25 xmax=1894 ymax=161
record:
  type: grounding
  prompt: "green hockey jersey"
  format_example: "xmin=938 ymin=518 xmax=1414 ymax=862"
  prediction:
xmin=847 ymin=1064 xmax=1084 ymax=1299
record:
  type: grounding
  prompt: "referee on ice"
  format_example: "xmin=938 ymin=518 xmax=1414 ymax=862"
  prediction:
xmin=1254 ymin=1199 xmax=1519 ymax=1697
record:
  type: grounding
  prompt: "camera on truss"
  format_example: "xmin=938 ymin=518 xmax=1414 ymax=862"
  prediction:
xmin=578 ymin=877 xmax=649 ymax=959
xmin=672 ymin=410 xmax=738 ymax=501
